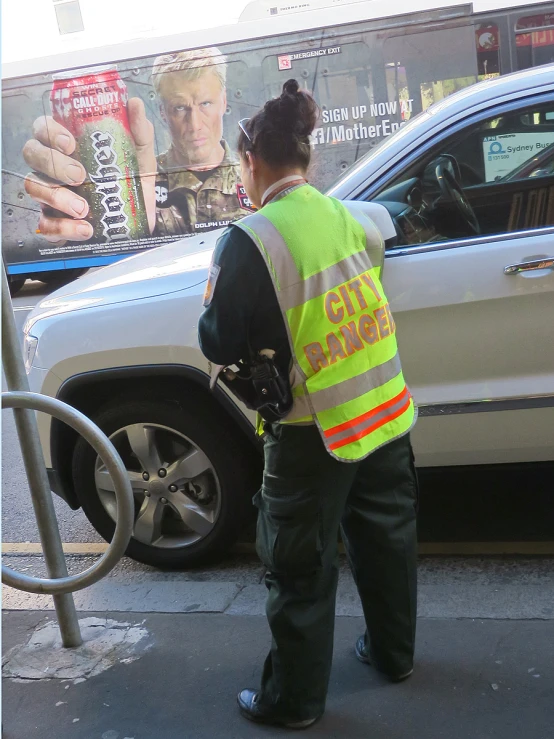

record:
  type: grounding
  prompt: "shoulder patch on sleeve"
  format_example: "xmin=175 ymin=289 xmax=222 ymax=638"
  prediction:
xmin=203 ymin=262 xmax=221 ymax=307
xmin=236 ymin=183 xmax=256 ymax=212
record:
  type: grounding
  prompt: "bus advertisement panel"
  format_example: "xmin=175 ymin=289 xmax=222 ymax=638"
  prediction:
xmin=2 ymin=2 xmax=554 ymax=283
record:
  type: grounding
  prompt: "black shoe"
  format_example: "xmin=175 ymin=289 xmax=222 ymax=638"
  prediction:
xmin=355 ymin=635 xmax=413 ymax=682
xmin=237 ymin=689 xmax=320 ymax=729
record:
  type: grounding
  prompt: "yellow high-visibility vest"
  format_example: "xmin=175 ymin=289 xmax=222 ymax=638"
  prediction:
xmin=235 ymin=183 xmax=416 ymax=462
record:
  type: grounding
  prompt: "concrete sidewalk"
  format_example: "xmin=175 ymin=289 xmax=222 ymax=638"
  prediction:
xmin=3 ymin=611 xmax=553 ymax=739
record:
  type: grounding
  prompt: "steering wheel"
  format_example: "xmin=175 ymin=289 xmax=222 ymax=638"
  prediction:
xmin=435 ymin=161 xmax=480 ymax=235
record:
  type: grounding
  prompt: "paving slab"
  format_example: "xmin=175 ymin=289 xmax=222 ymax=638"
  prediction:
xmin=2 ymin=582 xmax=240 ymax=613
xmin=224 ymin=556 xmax=554 ymax=618
xmin=3 ymin=612 xmax=553 ymax=739
xmin=4 ymin=556 xmax=553 ymax=618
xmin=1 ymin=552 xmax=266 ymax=584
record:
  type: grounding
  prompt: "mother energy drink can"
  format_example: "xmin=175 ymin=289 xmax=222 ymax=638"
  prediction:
xmin=51 ymin=66 xmax=149 ymax=243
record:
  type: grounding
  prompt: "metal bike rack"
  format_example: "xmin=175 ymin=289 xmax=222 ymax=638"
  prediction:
xmin=1 ymin=264 xmax=135 ymax=647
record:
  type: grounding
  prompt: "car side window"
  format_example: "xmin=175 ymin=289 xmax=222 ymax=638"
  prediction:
xmin=374 ymin=102 xmax=554 ymax=248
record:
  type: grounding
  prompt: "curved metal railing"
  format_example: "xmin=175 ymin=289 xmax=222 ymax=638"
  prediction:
xmin=1 ymin=264 xmax=134 ymax=647
xmin=1 ymin=392 xmax=134 ymax=595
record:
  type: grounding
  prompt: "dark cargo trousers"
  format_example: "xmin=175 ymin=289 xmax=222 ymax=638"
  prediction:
xmin=253 ymin=423 xmax=418 ymax=722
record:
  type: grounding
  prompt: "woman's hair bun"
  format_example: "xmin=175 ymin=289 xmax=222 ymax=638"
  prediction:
xmin=269 ymin=78 xmax=318 ymax=138
xmin=282 ymin=79 xmax=300 ymax=96
xmin=237 ymin=78 xmax=320 ymax=169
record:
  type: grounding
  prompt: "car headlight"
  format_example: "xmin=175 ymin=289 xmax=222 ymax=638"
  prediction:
xmin=23 ymin=334 xmax=38 ymax=374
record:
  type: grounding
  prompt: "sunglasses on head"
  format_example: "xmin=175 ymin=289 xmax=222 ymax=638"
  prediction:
xmin=238 ymin=118 xmax=252 ymax=142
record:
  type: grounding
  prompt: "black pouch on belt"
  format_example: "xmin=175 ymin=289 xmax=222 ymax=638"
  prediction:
xmin=209 ymin=351 xmax=293 ymax=423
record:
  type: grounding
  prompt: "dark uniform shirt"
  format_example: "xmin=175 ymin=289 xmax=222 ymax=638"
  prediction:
xmin=154 ymin=140 xmax=249 ymax=236
xmin=198 ymin=225 xmax=291 ymax=376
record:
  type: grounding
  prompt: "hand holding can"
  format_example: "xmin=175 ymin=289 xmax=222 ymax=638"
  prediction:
xmin=23 ymin=67 xmax=157 ymax=245
xmin=23 ymin=117 xmax=92 ymax=243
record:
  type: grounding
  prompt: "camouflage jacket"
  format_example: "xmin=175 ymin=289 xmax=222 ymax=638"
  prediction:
xmin=154 ymin=140 xmax=250 ymax=236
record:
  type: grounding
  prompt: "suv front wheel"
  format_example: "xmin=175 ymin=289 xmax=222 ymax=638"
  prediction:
xmin=71 ymin=397 xmax=259 ymax=568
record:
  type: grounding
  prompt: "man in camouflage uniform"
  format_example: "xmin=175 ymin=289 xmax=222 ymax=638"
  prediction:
xmin=155 ymin=141 xmax=246 ymax=235
xmin=152 ymin=48 xmax=250 ymax=236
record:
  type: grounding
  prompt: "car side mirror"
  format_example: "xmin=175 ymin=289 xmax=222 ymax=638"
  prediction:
xmin=342 ymin=201 xmax=397 ymax=277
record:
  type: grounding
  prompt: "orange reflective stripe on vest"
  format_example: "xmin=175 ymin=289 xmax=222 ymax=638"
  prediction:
xmin=325 ymin=385 xmax=412 ymax=451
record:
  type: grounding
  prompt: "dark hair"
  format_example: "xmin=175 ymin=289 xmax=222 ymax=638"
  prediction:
xmin=237 ymin=79 xmax=319 ymax=170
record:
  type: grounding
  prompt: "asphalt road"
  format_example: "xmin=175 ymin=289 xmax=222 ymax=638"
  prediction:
xmin=3 ymin=279 xmax=105 ymax=546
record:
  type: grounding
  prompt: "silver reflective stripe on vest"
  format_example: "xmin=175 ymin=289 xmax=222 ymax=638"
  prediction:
xmin=281 ymin=250 xmax=374 ymax=311
xmin=236 ymin=212 xmax=378 ymax=312
xmin=286 ymin=352 xmax=402 ymax=421
xmin=235 ymin=213 xmax=300 ymax=290
xmin=341 ymin=202 xmax=385 ymax=276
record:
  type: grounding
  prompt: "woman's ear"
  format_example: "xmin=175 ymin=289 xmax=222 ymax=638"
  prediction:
xmin=246 ymin=150 xmax=256 ymax=175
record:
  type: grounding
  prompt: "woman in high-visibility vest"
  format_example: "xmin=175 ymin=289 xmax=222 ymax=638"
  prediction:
xmin=198 ymin=79 xmax=418 ymax=729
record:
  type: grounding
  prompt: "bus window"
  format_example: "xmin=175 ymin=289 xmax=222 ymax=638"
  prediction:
xmin=475 ymin=24 xmax=501 ymax=79
xmin=384 ymin=63 xmax=410 ymax=121
xmin=262 ymin=41 xmax=374 ymax=189
xmin=2 ymin=92 xmax=33 ymax=185
xmin=383 ymin=24 xmax=479 ymax=115
xmin=516 ymin=13 xmax=554 ymax=70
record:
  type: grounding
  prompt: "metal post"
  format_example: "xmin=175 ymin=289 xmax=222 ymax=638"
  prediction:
xmin=1 ymin=265 xmax=82 ymax=647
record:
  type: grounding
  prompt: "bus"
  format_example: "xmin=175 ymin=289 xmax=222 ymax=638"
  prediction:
xmin=3 ymin=0 xmax=554 ymax=293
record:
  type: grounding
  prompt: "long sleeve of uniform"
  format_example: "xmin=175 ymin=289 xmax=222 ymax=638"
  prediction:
xmin=198 ymin=225 xmax=291 ymax=373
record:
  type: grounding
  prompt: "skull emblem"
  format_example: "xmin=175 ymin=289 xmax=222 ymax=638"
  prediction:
xmin=155 ymin=185 xmax=169 ymax=205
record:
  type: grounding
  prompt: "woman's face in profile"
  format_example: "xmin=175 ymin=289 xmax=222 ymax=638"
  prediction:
xmin=239 ymin=152 xmax=261 ymax=209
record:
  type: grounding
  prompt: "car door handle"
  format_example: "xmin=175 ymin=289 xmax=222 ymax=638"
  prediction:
xmin=504 ymin=257 xmax=554 ymax=275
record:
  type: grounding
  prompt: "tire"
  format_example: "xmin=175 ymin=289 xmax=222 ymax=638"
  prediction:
xmin=72 ymin=396 xmax=260 ymax=568
xmin=8 ymin=277 xmax=25 ymax=297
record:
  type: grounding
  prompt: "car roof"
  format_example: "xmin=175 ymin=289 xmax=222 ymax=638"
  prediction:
xmin=427 ymin=63 xmax=554 ymax=118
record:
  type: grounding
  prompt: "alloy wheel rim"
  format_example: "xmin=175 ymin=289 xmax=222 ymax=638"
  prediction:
xmin=94 ymin=422 xmax=221 ymax=549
